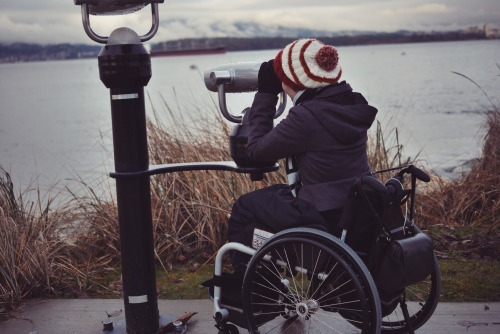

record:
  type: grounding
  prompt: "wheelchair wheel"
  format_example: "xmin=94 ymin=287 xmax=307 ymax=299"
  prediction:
xmin=242 ymin=227 xmax=381 ymax=334
xmin=380 ymin=255 xmax=441 ymax=333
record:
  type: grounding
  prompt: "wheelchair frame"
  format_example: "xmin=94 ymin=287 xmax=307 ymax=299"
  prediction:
xmin=149 ymin=162 xmax=440 ymax=334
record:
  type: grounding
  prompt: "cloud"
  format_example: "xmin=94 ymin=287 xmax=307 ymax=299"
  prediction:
xmin=0 ymin=12 xmax=84 ymax=44
xmin=382 ymin=3 xmax=453 ymax=16
xmin=0 ymin=0 xmax=498 ymax=44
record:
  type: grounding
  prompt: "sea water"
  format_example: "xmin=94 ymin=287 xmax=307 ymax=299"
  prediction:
xmin=0 ymin=40 xmax=499 ymax=195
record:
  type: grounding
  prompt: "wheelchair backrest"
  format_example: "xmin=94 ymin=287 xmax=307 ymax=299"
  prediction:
xmin=338 ymin=175 xmax=390 ymax=233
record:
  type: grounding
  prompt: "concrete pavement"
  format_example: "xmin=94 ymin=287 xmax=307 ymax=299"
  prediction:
xmin=1 ymin=299 xmax=499 ymax=333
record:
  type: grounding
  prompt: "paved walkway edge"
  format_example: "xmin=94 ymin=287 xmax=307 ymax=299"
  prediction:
xmin=1 ymin=300 xmax=499 ymax=333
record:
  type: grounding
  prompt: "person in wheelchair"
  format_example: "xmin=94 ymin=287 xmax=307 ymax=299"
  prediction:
xmin=227 ymin=38 xmax=379 ymax=270
xmin=208 ymin=39 xmax=439 ymax=334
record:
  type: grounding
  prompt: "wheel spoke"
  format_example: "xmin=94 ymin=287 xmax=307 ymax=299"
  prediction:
xmin=242 ymin=230 xmax=381 ymax=333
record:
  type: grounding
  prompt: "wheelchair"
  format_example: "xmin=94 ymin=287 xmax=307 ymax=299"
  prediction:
xmin=204 ymin=165 xmax=441 ymax=334
xmin=198 ymin=65 xmax=441 ymax=333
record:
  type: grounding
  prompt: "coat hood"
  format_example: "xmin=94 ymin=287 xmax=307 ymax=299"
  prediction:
xmin=299 ymin=83 xmax=378 ymax=144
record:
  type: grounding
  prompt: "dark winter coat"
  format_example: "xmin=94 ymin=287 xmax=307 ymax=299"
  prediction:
xmin=247 ymin=81 xmax=378 ymax=212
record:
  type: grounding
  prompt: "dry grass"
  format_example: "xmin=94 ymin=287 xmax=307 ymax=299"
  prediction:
xmin=420 ymin=109 xmax=499 ymax=229
xmin=145 ymin=95 xmax=285 ymax=267
xmin=0 ymin=96 xmax=411 ymax=318
xmin=368 ymin=120 xmax=414 ymax=180
xmin=416 ymin=72 xmax=499 ymax=258
xmin=0 ymin=171 xmax=73 ymax=317
xmin=417 ymin=70 xmax=500 ymax=238
xmin=419 ymin=110 xmax=499 ymax=229
xmin=418 ymin=109 xmax=500 ymax=258
xmin=0 ymin=173 xmax=120 ymax=318
xmin=5 ymin=87 xmax=497 ymax=318
xmin=144 ymin=96 xmax=413 ymax=265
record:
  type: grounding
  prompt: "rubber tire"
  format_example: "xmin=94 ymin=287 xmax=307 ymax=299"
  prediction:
xmin=380 ymin=255 xmax=441 ymax=333
xmin=242 ymin=227 xmax=382 ymax=334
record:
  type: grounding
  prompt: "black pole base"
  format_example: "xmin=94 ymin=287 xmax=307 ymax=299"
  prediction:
xmin=101 ymin=316 xmax=176 ymax=334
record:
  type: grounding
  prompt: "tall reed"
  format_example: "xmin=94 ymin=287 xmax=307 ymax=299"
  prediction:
xmin=419 ymin=108 xmax=500 ymax=230
xmin=0 ymin=171 xmax=122 ymax=318
xmin=0 ymin=170 xmax=71 ymax=317
xmin=0 ymin=93 xmax=409 ymax=318
xmin=3 ymin=71 xmax=498 ymax=318
xmin=144 ymin=96 xmax=411 ymax=265
xmin=368 ymin=120 xmax=413 ymax=176
xmin=418 ymin=70 xmax=499 ymax=231
xmin=145 ymin=96 xmax=285 ymax=267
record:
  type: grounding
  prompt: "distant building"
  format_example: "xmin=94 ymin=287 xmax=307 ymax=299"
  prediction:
xmin=465 ymin=24 xmax=500 ymax=39
xmin=465 ymin=25 xmax=486 ymax=36
xmin=485 ymin=24 xmax=500 ymax=39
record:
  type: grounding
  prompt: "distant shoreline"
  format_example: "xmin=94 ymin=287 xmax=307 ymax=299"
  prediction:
xmin=1 ymin=30 xmax=497 ymax=64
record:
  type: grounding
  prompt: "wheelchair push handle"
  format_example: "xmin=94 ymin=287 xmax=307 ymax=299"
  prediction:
xmin=392 ymin=165 xmax=430 ymax=224
xmin=385 ymin=164 xmax=430 ymax=210
xmin=396 ymin=165 xmax=431 ymax=183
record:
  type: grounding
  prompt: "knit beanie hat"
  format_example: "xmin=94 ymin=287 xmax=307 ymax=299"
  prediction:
xmin=273 ymin=39 xmax=342 ymax=91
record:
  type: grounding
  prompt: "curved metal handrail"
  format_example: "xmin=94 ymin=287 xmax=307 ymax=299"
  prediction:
xmin=109 ymin=161 xmax=280 ymax=178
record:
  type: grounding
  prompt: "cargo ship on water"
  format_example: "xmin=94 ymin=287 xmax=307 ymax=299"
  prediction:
xmin=151 ymin=43 xmax=226 ymax=57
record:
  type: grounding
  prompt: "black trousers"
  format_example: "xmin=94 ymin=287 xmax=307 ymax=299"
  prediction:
xmin=227 ymin=185 xmax=343 ymax=271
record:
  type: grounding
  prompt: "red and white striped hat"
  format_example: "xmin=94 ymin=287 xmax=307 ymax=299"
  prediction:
xmin=274 ymin=39 xmax=342 ymax=91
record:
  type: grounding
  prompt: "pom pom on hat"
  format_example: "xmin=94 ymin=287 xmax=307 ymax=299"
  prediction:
xmin=273 ymin=39 xmax=342 ymax=90
xmin=315 ymin=45 xmax=339 ymax=72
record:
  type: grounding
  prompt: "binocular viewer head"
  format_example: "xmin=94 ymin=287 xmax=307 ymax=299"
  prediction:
xmin=74 ymin=0 xmax=164 ymax=43
xmin=204 ymin=62 xmax=261 ymax=93
xmin=204 ymin=62 xmax=287 ymax=173
xmin=74 ymin=0 xmax=164 ymax=16
xmin=204 ymin=62 xmax=287 ymax=123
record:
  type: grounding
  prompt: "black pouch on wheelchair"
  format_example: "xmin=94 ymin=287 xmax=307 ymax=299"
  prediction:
xmin=374 ymin=228 xmax=435 ymax=294
xmin=341 ymin=175 xmax=435 ymax=295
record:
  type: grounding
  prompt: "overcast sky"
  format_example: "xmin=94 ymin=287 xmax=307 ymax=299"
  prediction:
xmin=1 ymin=0 xmax=499 ymax=44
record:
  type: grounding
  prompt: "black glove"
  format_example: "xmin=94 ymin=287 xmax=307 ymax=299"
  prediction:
xmin=258 ymin=60 xmax=282 ymax=95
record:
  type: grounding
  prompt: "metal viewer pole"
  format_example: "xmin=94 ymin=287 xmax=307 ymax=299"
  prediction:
xmin=98 ymin=27 xmax=159 ymax=334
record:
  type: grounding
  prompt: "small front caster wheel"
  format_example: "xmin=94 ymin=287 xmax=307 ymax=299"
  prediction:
xmin=218 ymin=323 xmax=239 ymax=334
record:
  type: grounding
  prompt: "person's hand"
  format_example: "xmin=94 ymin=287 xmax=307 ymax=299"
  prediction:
xmin=258 ymin=60 xmax=282 ymax=95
